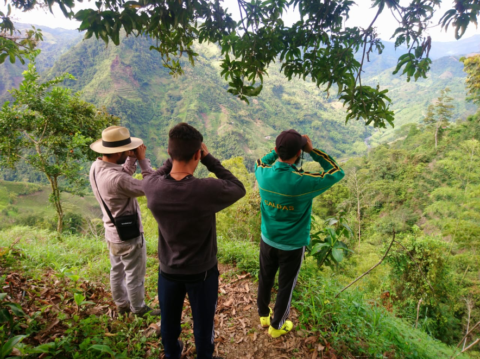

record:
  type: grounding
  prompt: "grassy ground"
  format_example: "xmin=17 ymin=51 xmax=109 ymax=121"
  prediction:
xmin=0 ymin=227 xmax=472 ymax=358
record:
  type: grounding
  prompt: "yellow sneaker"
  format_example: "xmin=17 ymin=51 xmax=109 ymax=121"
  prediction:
xmin=260 ymin=307 xmax=273 ymax=328
xmin=268 ymin=320 xmax=293 ymax=338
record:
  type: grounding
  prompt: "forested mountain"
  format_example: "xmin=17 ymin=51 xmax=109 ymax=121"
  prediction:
xmin=43 ymin=35 xmax=371 ymax=168
xmin=0 ymin=26 xmax=478 ymax=169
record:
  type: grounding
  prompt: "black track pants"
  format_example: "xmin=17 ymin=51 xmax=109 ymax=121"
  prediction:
xmin=257 ymin=239 xmax=305 ymax=329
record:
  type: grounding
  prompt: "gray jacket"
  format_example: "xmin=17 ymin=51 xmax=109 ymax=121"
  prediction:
xmin=89 ymin=157 xmax=153 ymax=243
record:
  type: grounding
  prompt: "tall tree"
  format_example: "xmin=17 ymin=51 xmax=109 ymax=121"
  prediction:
xmin=424 ymin=88 xmax=454 ymax=149
xmin=2 ymin=0 xmax=480 ymax=128
xmin=0 ymin=53 xmax=118 ymax=233
xmin=461 ymin=55 xmax=480 ymax=106
xmin=346 ymin=167 xmax=368 ymax=244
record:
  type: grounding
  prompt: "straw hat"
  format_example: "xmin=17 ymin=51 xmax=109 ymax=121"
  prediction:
xmin=90 ymin=126 xmax=143 ymax=154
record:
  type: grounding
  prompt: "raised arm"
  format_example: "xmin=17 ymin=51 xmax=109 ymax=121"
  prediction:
xmin=200 ymin=144 xmax=246 ymax=212
xmin=255 ymin=149 xmax=278 ymax=169
xmin=134 ymin=145 xmax=155 ymax=178
xmin=122 ymin=155 xmax=137 ymax=175
xmin=116 ymin=175 xmax=146 ymax=198
xmin=298 ymin=136 xmax=345 ymax=196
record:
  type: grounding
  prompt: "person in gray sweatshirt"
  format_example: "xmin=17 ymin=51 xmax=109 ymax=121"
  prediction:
xmin=89 ymin=126 xmax=160 ymax=317
xmin=143 ymin=122 xmax=246 ymax=359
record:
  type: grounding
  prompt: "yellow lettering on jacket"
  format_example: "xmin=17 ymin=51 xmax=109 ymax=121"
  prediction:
xmin=263 ymin=200 xmax=294 ymax=211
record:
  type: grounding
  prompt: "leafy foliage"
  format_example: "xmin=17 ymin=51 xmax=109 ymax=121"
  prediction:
xmin=0 ymin=54 xmax=118 ymax=232
xmin=307 ymin=213 xmax=353 ymax=269
xmin=461 ymin=54 xmax=480 ymax=106
xmin=0 ymin=8 xmax=43 ymax=65
xmin=3 ymin=0 xmax=480 ymax=127
xmin=423 ymin=87 xmax=454 ymax=149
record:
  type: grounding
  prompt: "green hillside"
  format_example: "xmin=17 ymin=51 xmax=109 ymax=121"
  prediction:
xmin=0 ymin=180 xmax=101 ymax=232
xmin=43 ymin=35 xmax=371 ymax=168
xmin=1 ymin=28 xmax=478 ymax=171
xmin=367 ymin=56 xmax=477 ymax=145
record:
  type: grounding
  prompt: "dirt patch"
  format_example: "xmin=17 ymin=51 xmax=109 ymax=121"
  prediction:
xmin=111 ymin=55 xmax=140 ymax=93
xmin=2 ymin=256 xmax=330 ymax=359
xmin=439 ymin=71 xmax=453 ymax=80
xmin=219 ymin=105 xmax=229 ymax=115
xmin=168 ymin=264 xmax=328 ymax=359
xmin=200 ymin=113 xmax=212 ymax=130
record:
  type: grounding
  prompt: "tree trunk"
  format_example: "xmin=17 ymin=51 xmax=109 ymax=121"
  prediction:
xmin=353 ymin=170 xmax=361 ymax=244
xmin=47 ymin=175 xmax=64 ymax=234
xmin=357 ymin=194 xmax=361 ymax=244
xmin=435 ymin=124 xmax=439 ymax=149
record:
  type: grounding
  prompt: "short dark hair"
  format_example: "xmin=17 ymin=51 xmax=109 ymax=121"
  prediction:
xmin=168 ymin=123 xmax=203 ymax=162
xmin=276 ymin=146 xmax=299 ymax=161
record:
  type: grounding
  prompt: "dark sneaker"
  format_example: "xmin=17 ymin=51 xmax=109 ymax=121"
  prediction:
xmin=159 ymin=339 xmax=183 ymax=359
xmin=117 ymin=305 xmax=131 ymax=315
xmin=134 ymin=305 xmax=161 ymax=317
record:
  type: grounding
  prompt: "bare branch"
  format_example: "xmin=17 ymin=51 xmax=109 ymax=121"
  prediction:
xmin=336 ymin=230 xmax=395 ymax=298
xmin=415 ymin=298 xmax=423 ymax=329
xmin=457 ymin=321 xmax=480 ymax=348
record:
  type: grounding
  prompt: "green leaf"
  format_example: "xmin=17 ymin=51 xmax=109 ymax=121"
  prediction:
xmin=331 ymin=248 xmax=344 ymax=263
xmin=89 ymin=344 xmax=116 ymax=356
xmin=74 ymin=293 xmax=85 ymax=306
xmin=0 ymin=308 xmax=12 ymax=325
xmin=31 ymin=342 xmax=57 ymax=354
xmin=4 ymin=303 xmax=25 ymax=317
xmin=311 ymin=242 xmax=330 ymax=254
xmin=0 ymin=335 xmax=26 ymax=359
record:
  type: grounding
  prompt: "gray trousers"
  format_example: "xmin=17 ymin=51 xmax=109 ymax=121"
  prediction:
xmin=107 ymin=235 xmax=146 ymax=313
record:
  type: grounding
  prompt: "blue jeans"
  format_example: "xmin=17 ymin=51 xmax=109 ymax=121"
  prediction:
xmin=158 ymin=268 xmax=219 ymax=359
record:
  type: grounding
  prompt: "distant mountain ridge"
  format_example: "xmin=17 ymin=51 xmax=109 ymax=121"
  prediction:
xmin=0 ymin=24 xmax=81 ymax=99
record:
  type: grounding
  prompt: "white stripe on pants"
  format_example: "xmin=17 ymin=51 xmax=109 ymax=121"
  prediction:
xmin=107 ymin=235 xmax=146 ymax=313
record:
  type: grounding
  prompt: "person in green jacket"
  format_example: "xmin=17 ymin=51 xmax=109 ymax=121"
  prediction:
xmin=255 ymin=129 xmax=345 ymax=338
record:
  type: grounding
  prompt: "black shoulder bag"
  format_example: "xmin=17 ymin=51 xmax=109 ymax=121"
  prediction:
xmin=93 ymin=169 xmax=141 ymax=241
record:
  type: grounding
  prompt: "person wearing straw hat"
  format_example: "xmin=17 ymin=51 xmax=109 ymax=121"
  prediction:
xmin=89 ymin=126 xmax=160 ymax=317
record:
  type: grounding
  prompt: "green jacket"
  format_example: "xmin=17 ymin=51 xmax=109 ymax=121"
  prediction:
xmin=255 ymin=149 xmax=345 ymax=250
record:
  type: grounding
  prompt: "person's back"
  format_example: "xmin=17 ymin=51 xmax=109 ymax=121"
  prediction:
xmin=144 ymin=161 xmax=244 ymax=274
xmin=256 ymin=146 xmax=344 ymax=249
xmin=143 ymin=123 xmax=245 ymax=359
xmin=88 ymin=126 xmax=159 ymax=317
xmin=254 ymin=130 xmax=345 ymax=338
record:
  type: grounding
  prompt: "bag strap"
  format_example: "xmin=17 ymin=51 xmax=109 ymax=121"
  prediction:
xmin=93 ymin=166 xmax=116 ymax=225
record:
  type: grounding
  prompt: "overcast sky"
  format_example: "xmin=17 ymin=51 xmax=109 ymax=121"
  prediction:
xmin=2 ymin=0 xmax=479 ymax=42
